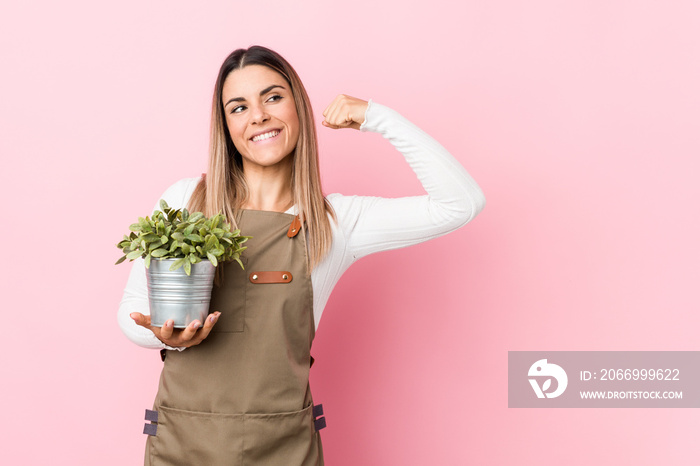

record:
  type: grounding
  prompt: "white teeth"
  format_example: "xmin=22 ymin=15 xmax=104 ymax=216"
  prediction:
xmin=252 ymin=130 xmax=280 ymax=142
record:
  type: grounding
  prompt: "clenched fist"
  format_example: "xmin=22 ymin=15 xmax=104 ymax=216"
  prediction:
xmin=322 ymin=94 xmax=369 ymax=130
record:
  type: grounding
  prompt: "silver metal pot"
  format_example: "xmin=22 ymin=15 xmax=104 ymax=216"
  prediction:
xmin=145 ymin=258 xmax=216 ymax=328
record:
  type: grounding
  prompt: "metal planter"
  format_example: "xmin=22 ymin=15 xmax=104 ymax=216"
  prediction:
xmin=146 ymin=258 xmax=216 ymax=328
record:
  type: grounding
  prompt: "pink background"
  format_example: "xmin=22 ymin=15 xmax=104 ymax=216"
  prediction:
xmin=2 ymin=1 xmax=699 ymax=464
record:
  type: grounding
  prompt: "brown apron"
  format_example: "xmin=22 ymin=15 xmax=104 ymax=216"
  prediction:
xmin=142 ymin=210 xmax=325 ymax=465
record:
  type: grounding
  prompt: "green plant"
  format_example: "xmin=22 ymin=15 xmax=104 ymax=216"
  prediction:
xmin=116 ymin=200 xmax=250 ymax=275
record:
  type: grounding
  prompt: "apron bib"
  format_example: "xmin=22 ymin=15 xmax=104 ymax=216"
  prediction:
xmin=142 ymin=210 xmax=325 ymax=466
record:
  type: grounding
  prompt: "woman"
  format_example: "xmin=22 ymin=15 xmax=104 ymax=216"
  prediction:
xmin=119 ymin=45 xmax=485 ymax=465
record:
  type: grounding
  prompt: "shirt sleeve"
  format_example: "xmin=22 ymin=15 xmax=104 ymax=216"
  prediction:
xmin=117 ymin=177 xmax=201 ymax=350
xmin=341 ymin=100 xmax=486 ymax=261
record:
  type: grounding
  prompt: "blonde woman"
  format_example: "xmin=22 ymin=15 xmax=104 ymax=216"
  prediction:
xmin=119 ymin=45 xmax=485 ymax=465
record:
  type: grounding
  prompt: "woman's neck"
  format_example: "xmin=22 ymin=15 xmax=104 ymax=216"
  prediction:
xmin=240 ymin=163 xmax=294 ymax=212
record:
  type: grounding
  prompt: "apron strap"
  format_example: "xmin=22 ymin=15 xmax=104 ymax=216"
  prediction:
xmin=287 ymin=216 xmax=302 ymax=237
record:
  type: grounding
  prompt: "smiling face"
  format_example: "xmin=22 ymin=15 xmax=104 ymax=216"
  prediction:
xmin=221 ymin=65 xmax=300 ymax=173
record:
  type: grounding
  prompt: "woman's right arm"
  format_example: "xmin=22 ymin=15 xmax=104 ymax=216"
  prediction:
xmin=326 ymin=99 xmax=486 ymax=262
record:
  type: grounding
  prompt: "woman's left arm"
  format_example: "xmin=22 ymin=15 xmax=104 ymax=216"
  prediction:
xmin=322 ymin=95 xmax=486 ymax=261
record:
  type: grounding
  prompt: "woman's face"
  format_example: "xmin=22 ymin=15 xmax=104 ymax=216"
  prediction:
xmin=221 ymin=65 xmax=300 ymax=172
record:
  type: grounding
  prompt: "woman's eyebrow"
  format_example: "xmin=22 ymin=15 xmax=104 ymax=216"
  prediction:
xmin=224 ymin=84 xmax=286 ymax=107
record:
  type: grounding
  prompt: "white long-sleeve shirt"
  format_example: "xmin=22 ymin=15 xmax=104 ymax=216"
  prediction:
xmin=118 ymin=100 xmax=486 ymax=350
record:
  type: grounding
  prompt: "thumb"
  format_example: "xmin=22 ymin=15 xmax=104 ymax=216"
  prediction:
xmin=130 ymin=312 xmax=152 ymax=328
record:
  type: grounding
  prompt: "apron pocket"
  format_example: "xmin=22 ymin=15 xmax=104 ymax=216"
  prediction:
xmin=210 ymin=298 xmax=245 ymax=333
xmin=209 ymin=260 xmax=246 ymax=333
xmin=243 ymin=402 xmax=319 ymax=466
xmin=149 ymin=405 xmax=244 ymax=466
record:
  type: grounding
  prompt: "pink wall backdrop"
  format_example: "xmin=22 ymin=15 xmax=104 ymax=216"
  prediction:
xmin=2 ymin=1 xmax=699 ymax=464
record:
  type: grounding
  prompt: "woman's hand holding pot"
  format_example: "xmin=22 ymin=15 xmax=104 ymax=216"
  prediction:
xmin=321 ymin=94 xmax=369 ymax=130
xmin=130 ymin=312 xmax=221 ymax=348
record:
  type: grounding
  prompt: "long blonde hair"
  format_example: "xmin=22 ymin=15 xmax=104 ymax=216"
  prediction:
xmin=188 ymin=46 xmax=336 ymax=271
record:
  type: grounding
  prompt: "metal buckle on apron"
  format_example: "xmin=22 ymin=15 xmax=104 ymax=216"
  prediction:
xmin=143 ymin=409 xmax=158 ymax=436
xmin=313 ymin=404 xmax=326 ymax=431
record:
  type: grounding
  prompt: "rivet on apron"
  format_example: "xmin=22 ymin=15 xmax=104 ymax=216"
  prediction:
xmin=282 ymin=274 xmax=289 ymax=280
xmin=252 ymin=274 xmax=258 ymax=280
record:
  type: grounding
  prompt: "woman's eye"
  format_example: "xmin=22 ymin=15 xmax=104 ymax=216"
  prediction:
xmin=231 ymin=105 xmax=246 ymax=114
xmin=267 ymin=95 xmax=282 ymax=103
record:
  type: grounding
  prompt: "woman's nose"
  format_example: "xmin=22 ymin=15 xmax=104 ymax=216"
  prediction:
xmin=249 ymin=104 xmax=269 ymax=124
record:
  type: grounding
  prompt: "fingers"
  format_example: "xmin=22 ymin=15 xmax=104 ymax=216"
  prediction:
xmin=321 ymin=94 xmax=343 ymax=120
xmin=321 ymin=120 xmax=342 ymax=130
xmin=160 ymin=320 xmax=175 ymax=340
xmin=150 ymin=313 xmax=221 ymax=348
xmin=179 ymin=319 xmax=202 ymax=342
xmin=197 ymin=312 xmax=221 ymax=342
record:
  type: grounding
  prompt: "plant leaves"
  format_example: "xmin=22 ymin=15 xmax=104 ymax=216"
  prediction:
xmin=170 ymin=257 xmax=187 ymax=271
xmin=188 ymin=212 xmax=204 ymax=223
xmin=118 ymin=199 xmax=251 ymax=271
xmin=206 ymin=252 xmax=218 ymax=267
xmin=138 ymin=217 xmax=151 ymax=232
xmin=151 ymin=248 xmax=169 ymax=258
xmin=127 ymin=250 xmax=143 ymax=260
xmin=142 ymin=233 xmax=160 ymax=243
xmin=115 ymin=255 xmax=127 ymax=265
